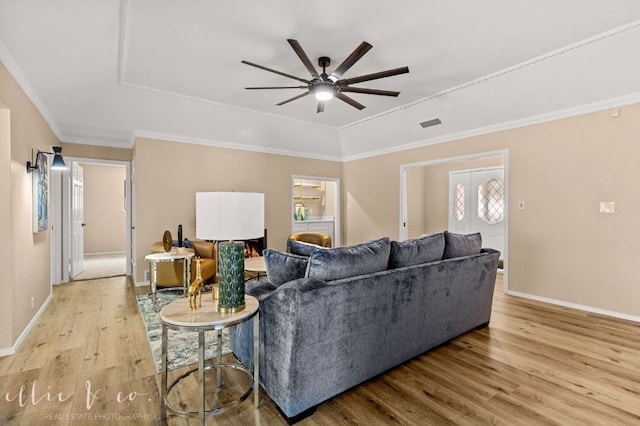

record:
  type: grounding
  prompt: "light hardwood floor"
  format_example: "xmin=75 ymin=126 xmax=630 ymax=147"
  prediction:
xmin=1 ymin=274 xmax=639 ymax=425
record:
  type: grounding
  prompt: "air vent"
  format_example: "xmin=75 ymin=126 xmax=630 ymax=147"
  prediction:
xmin=420 ymin=118 xmax=442 ymax=128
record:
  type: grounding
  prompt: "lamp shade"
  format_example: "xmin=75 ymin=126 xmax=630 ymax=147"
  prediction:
xmin=196 ymin=192 xmax=265 ymax=241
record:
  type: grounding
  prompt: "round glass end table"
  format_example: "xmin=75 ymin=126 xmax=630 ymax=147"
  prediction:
xmin=159 ymin=295 xmax=259 ymax=425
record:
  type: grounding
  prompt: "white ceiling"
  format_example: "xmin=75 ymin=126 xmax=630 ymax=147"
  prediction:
xmin=1 ymin=1 xmax=640 ymax=160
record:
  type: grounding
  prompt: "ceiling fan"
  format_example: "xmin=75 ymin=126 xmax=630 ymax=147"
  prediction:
xmin=242 ymin=39 xmax=409 ymax=113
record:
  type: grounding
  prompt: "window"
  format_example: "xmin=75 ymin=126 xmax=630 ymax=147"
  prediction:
xmin=478 ymin=178 xmax=504 ymax=224
xmin=455 ymin=183 xmax=465 ymax=220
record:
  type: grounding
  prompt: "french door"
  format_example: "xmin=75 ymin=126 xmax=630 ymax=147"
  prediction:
xmin=448 ymin=167 xmax=504 ymax=256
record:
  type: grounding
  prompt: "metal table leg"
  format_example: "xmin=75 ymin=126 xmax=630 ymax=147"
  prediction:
xmin=198 ymin=330 xmax=205 ymax=425
xmin=254 ymin=311 xmax=260 ymax=408
xmin=151 ymin=261 xmax=158 ymax=310
xmin=160 ymin=323 xmax=168 ymax=421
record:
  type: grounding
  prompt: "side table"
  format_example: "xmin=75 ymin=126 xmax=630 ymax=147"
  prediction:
xmin=160 ymin=295 xmax=259 ymax=425
xmin=145 ymin=251 xmax=195 ymax=310
xmin=244 ymin=256 xmax=266 ymax=281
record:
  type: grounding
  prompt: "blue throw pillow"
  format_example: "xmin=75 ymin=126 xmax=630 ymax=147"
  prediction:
xmin=388 ymin=232 xmax=445 ymax=268
xmin=263 ymin=249 xmax=309 ymax=287
xmin=306 ymin=237 xmax=391 ymax=281
xmin=287 ymin=239 xmax=323 ymax=257
xmin=442 ymin=231 xmax=482 ymax=259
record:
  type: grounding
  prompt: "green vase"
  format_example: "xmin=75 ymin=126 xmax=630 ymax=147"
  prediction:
xmin=217 ymin=241 xmax=245 ymax=313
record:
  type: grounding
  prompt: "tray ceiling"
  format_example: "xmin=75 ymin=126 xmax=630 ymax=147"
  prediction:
xmin=1 ymin=1 xmax=640 ymax=160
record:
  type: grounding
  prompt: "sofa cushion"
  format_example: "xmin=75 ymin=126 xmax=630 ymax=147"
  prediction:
xmin=263 ymin=249 xmax=309 ymax=287
xmin=306 ymin=237 xmax=391 ymax=281
xmin=388 ymin=232 xmax=445 ymax=268
xmin=287 ymin=239 xmax=323 ymax=257
xmin=443 ymin=231 xmax=482 ymax=259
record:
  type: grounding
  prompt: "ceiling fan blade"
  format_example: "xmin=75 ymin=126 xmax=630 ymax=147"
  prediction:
xmin=241 ymin=60 xmax=309 ymax=84
xmin=330 ymin=41 xmax=373 ymax=80
xmin=246 ymin=86 xmax=308 ymax=90
xmin=287 ymin=39 xmax=319 ymax=78
xmin=335 ymin=92 xmax=366 ymax=110
xmin=317 ymin=101 xmax=325 ymax=113
xmin=338 ymin=66 xmax=409 ymax=86
xmin=276 ymin=91 xmax=311 ymax=106
xmin=340 ymin=87 xmax=400 ymax=97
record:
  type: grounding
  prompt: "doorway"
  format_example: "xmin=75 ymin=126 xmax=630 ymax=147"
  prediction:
xmin=399 ymin=150 xmax=508 ymax=286
xmin=51 ymin=157 xmax=132 ymax=284
xmin=291 ymin=175 xmax=341 ymax=246
xmin=448 ymin=167 xmax=505 ymax=258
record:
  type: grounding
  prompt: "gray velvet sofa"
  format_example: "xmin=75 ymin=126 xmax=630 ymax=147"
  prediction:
xmin=230 ymin=232 xmax=500 ymax=422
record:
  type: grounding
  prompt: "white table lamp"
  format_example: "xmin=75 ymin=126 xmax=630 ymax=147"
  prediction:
xmin=196 ymin=192 xmax=265 ymax=312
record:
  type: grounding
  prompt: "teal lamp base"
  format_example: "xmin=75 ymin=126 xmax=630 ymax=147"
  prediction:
xmin=217 ymin=241 xmax=246 ymax=313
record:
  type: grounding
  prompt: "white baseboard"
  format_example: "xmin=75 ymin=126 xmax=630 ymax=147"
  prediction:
xmin=134 ymin=280 xmax=149 ymax=287
xmin=0 ymin=293 xmax=53 ymax=356
xmin=85 ymin=251 xmax=126 ymax=257
xmin=505 ymin=289 xmax=640 ymax=323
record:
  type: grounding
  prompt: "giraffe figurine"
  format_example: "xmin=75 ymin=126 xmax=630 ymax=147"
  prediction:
xmin=188 ymin=257 xmax=204 ymax=310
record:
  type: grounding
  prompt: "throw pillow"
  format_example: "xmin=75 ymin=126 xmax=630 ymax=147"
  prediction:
xmin=263 ymin=249 xmax=309 ymax=287
xmin=388 ymin=232 xmax=445 ymax=268
xmin=287 ymin=239 xmax=323 ymax=257
xmin=306 ymin=237 xmax=391 ymax=281
xmin=442 ymin=231 xmax=482 ymax=259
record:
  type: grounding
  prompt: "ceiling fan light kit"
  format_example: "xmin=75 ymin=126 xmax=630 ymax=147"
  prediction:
xmin=242 ymin=39 xmax=409 ymax=113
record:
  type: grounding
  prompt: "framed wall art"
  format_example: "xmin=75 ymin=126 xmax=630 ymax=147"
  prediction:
xmin=32 ymin=152 xmax=48 ymax=233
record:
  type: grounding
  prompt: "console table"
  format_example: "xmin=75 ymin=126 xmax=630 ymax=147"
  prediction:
xmin=159 ymin=295 xmax=259 ymax=425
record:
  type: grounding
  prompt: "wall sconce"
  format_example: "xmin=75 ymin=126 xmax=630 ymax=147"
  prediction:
xmin=26 ymin=146 xmax=67 ymax=172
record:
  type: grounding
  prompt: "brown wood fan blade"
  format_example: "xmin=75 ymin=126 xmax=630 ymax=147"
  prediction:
xmin=335 ymin=92 xmax=366 ymax=110
xmin=287 ymin=39 xmax=319 ymax=78
xmin=317 ymin=101 xmax=325 ymax=113
xmin=246 ymin=86 xmax=308 ymax=90
xmin=276 ymin=91 xmax=311 ymax=106
xmin=241 ymin=60 xmax=309 ymax=84
xmin=330 ymin=41 xmax=373 ymax=80
xmin=338 ymin=66 xmax=409 ymax=86
xmin=340 ymin=87 xmax=400 ymax=97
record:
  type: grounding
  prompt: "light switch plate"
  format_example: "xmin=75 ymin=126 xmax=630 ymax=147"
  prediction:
xmin=599 ymin=201 xmax=615 ymax=213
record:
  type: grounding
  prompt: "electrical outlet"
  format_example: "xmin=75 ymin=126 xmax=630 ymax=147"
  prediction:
xmin=518 ymin=201 xmax=525 ymax=210
xmin=144 ymin=270 xmax=150 ymax=282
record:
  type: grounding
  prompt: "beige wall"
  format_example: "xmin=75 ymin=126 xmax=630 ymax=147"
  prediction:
xmin=82 ymin=164 xmax=126 ymax=254
xmin=133 ymin=138 xmax=342 ymax=282
xmin=406 ymin=166 xmax=425 ymax=238
xmin=61 ymin=143 xmax=132 ymax=162
xmin=0 ymin=101 xmax=12 ymax=349
xmin=344 ymin=105 xmax=640 ymax=317
xmin=0 ymin=63 xmax=61 ymax=350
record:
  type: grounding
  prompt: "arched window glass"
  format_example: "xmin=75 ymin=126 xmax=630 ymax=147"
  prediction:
xmin=478 ymin=178 xmax=504 ymax=224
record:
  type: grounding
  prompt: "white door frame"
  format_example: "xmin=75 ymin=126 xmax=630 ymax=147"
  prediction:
xmin=51 ymin=157 xmax=133 ymax=283
xmin=291 ymin=175 xmax=341 ymax=247
xmin=399 ymin=149 xmax=509 ymax=290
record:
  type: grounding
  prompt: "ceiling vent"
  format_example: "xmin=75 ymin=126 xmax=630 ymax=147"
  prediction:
xmin=420 ymin=118 xmax=442 ymax=128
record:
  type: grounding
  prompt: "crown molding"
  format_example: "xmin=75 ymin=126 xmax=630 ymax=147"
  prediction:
xmin=117 ymin=0 xmax=132 ymax=85
xmin=0 ymin=40 xmax=63 ymax=140
xmin=341 ymin=92 xmax=640 ymax=163
xmin=340 ymin=19 xmax=640 ymax=132
xmin=134 ymin=130 xmax=343 ymax=162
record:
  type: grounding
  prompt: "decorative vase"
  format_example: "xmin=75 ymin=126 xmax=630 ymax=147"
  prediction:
xmin=217 ymin=241 xmax=245 ymax=313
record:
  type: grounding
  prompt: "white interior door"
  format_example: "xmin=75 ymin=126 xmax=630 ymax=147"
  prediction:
xmin=70 ymin=163 xmax=84 ymax=278
xmin=449 ymin=167 xmax=504 ymax=256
